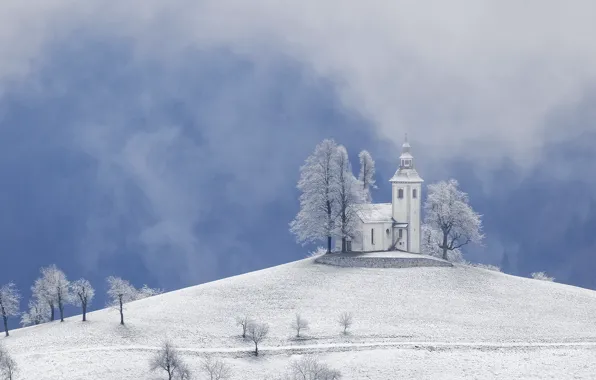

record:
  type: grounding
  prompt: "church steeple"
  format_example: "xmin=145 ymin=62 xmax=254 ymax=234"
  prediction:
xmin=399 ymin=134 xmax=414 ymax=169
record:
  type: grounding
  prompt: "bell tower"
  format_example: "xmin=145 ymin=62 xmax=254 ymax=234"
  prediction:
xmin=390 ymin=135 xmax=424 ymax=253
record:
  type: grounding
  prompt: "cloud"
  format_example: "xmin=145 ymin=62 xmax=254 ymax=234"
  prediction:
xmin=4 ymin=0 xmax=596 ymax=161
xmin=2 ymin=0 xmax=596 ymax=287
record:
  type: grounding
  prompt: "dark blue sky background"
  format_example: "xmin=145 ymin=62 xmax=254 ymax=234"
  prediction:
xmin=1 ymin=5 xmax=596 ymax=330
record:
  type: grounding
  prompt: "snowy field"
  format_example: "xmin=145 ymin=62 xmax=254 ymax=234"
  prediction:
xmin=4 ymin=257 xmax=596 ymax=379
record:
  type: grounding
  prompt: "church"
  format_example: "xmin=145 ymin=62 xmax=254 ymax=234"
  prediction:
xmin=337 ymin=137 xmax=423 ymax=253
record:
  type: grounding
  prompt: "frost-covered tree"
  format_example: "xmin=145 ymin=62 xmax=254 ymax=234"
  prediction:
xmin=531 ymin=272 xmax=555 ymax=282
xmin=106 ymin=276 xmax=136 ymax=325
xmin=291 ymin=313 xmax=309 ymax=338
xmin=423 ymin=179 xmax=484 ymax=261
xmin=0 ymin=344 xmax=17 ymax=380
xmin=236 ymin=315 xmax=253 ymax=339
xmin=32 ymin=265 xmax=71 ymax=322
xmin=202 ymin=357 xmax=232 ymax=380
xmin=290 ymin=139 xmax=339 ymax=253
xmin=20 ymin=299 xmax=50 ymax=327
xmin=334 ymin=146 xmax=364 ymax=252
xmin=0 ymin=283 xmax=20 ymax=337
xmin=358 ymin=150 xmax=376 ymax=203
xmin=337 ymin=312 xmax=353 ymax=335
xmin=70 ymin=279 xmax=95 ymax=322
xmin=135 ymin=285 xmax=164 ymax=300
xmin=247 ymin=321 xmax=269 ymax=356
xmin=150 ymin=340 xmax=188 ymax=380
xmin=288 ymin=356 xmax=342 ymax=380
xmin=421 ymin=223 xmax=463 ymax=262
xmin=500 ymin=251 xmax=511 ymax=274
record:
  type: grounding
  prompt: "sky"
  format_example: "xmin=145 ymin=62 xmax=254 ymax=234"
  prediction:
xmin=1 ymin=1 xmax=596 ymax=326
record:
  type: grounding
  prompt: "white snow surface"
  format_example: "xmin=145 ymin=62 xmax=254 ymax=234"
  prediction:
xmin=4 ymin=258 xmax=596 ymax=379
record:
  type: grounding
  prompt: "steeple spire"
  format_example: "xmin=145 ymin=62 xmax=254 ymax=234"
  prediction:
xmin=399 ymin=134 xmax=413 ymax=169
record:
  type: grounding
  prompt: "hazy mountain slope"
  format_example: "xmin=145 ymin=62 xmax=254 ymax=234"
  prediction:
xmin=4 ymin=258 xmax=596 ymax=379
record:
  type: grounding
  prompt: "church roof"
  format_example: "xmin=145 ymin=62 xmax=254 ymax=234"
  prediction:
xmin=354 ymin=203 xmax=393 ymax=223
xmin=390 ymin=168 xmax=424 ymax=183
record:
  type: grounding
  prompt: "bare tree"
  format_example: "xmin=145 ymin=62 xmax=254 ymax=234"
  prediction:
xmin=288 ymin=356 xmax=342 ymax=380
xmin=235 ymin=315 xmax=253 ymax=339
xmin=337 ymin=312 xmax=353 ymax=335
xmin=21 ymin=299 xmax=50 ymax=327
xmin=0 ymin=344 xmax=18 ymax=380
xmin=0 ymin=283 xmax=20 ymax=337
xmin=290 ymin=139 xmax=339 ymax=253
xmin=106 ymin=276 xmax=136 ymax=325
xmin=291 ymin=314 xmax=309 ymax=338
xmin=247 ymin=322 xmax=269 ymax=356
xmin=202 ymin=357 xmax=232 ymax=380
xmin=423 ymin=179 xmax=484 ymax=261
xmin=70 ymin=279 xmax=95 ymax=322
xmin=150 ymin=340 xmax=188 ymax=380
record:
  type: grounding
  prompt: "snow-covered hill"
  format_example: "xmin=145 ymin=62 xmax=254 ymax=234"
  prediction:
xmin=4 ymin=258 xmax=596 ymax=379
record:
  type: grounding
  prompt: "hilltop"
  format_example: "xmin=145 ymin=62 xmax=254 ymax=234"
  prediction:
xmin=3 ymin=257 xmax=596 ymax=379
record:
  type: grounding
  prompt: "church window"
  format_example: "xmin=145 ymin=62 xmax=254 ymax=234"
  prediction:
xmin=398 ymin=189 xmax=404 ymax=199
xmin=371 ymin=229 xmax=375 ymax=245
xmin=399 ymin=229 xmax=403 ymax=239
xmin=413 ymin=189 xmax=417 ymax=198
xmin=386 ymin=228 xmax=390 ymax=235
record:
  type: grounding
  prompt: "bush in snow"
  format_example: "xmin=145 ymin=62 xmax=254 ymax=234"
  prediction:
xmin=106 ymin=276 xmax=137 ymax=325
xmin=0 ymin=344 xmax=17 ymax=380
xmin=0 ymin=282 xmax=20 ymax=337
xmin=202 ymin=357 xmax=232 ymax=380
xmin=286 ymin=356 xmax=342 ymax=380
xmin=150 ymin=340 xmax=189 ymax=380
xmin=291 ymin=313 xmax=309 ymax=338
xmin=337 ymin=312 xmax=353 ymax=335
xmin=306 ymin=247 xmax=327 ymax=258
xmin=70 ymin=279 xmax=95 ymax=322
xmin=247 ymin=321 xmax=269 ymax=356
xmin=135 ymin=284 xmax=164 ymax=300
xmin=465 ymin=263 xmax=501 ymax=272
xmin=423 ymin=179 xmax=484 ymax=261
xmin=20 ymin=299 xmax=49 ymax=327
xmin=531 ymin=272 xmax=555 ymax=282
xmin=236 ymin=315 xmax=253 ymax=339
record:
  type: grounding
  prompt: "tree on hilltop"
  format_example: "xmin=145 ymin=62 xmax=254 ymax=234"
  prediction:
xmin=334 ymin=145 xmax=364 ymax=252
xmin=423 ymin=179 xmax=484 ymax=261
xmin=106 ymin=276 xmax=136 ymax=325
xmin=0 ymin=283 xmax=20 ymax=337
xmin=71 ymin=279 xmax=95 ymax=322
xmin=290 ymin=139 xmax=340 ymax=253
xmin=32 ymin=264 xmax=71 ymax=322
xmin=358 ymin=150 xmax=377 ymax=203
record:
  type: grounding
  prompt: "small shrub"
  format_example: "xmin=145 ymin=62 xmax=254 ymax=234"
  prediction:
xmin=531 ymin=272 xmax=555 ymax=282
xmin=291 ymin=313 xmax=309 ymax=338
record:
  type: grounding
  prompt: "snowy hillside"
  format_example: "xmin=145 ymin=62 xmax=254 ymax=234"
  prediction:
xmin=4 ymin=258 xmax=596 ymax=379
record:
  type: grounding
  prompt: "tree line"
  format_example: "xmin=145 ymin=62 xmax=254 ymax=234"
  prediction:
xmin=0 ymin=264 xmax=162 ymax=337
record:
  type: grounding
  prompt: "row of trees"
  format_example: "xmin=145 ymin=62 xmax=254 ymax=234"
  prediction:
xmin=290 ymin=140 xmax=376 ymax=253
xmin=0 ymin=265 xmax=162 ymax=336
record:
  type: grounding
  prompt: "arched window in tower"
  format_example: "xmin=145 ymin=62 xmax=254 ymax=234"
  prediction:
xmin=413 ymin=189 xmax=417 ymax=198
xmin=398 ymin=188 xmax=404 ymax=199
xmin=371 ymin=229 xmax=375 ymax=245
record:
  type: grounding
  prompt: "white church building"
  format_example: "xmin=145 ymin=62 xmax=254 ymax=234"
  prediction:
xmin=338 ymin=137 xmax=423 ymax=253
